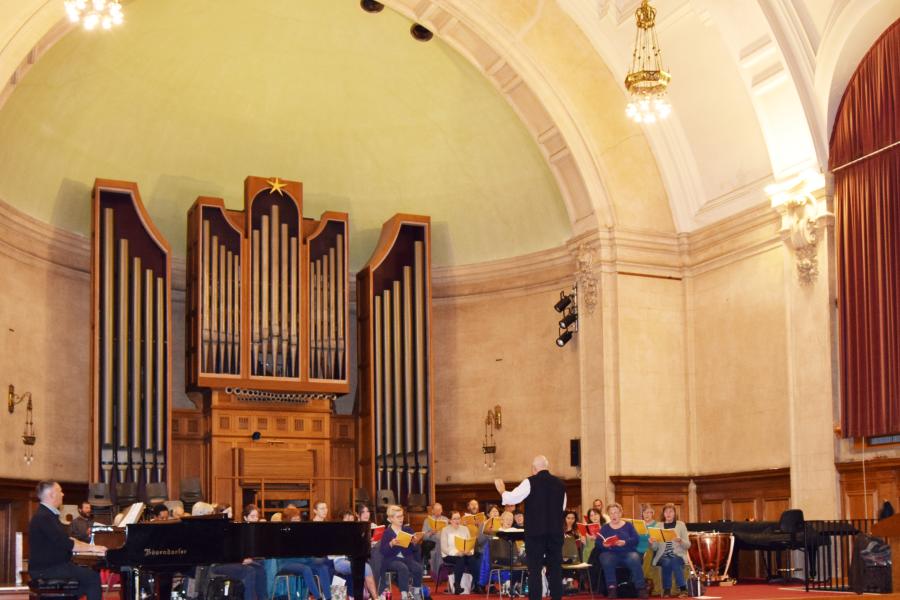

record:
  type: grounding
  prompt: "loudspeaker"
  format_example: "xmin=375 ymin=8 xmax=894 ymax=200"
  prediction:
xmin=570 ymin=439 xmax=581 ymax=467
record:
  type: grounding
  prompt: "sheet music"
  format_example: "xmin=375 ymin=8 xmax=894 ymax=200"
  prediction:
xmin=120 ymin=502 xmax=145 ymax=526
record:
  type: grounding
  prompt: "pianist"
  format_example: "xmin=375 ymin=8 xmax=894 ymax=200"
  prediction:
xmin=28 ymin=481 xmax=107 ymax=600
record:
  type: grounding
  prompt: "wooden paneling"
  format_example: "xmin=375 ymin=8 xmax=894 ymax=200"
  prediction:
xmin=0 ymin=478 xmax=88 ymax=585
xmin=238 ymin=448 xmax=316 ymax=481
xmin=693 ymin=468 xmax=791 ymax=523
xmin=837 ymin=457 xmax=900 ymax=519
xmin=170 ymin=408 xmax=208 ymax=500
xmin=436 ymin=479 xmax=582 ymax=514
xmin=330 ymin=415 xmax=357 ymax=513
xmin=611 ymin=475 xmax=690 ymax=519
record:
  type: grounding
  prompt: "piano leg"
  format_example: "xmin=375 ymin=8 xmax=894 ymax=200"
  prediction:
xmin=157 ymin=572 xmax=173 ymax=600
xmin=120 ymin=567 xmax=138 ymax=600
xmin=351 ymin=556 xmax=366 ymax=600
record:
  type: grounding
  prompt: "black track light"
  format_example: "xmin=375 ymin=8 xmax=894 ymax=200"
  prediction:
xmin=559 ymin=312 xmax=578 ymax=329
xmin=556 ymin=330 xmax=573 ymax=347
xmin=554 ymin=294 xmax=573 ymax=313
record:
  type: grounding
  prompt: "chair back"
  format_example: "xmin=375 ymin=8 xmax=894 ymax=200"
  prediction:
xmin=562 ymin=536 xmax=580 ymax=563
xmin=116 ymin=482 xmax=139 ymax=502
xmin=376 ymin=489 xmax=396 ymax=508
xmin=180 ymin=477 xmax=203 ymax=501
xmin=355 ymin=488 xmax=372 ymax=505
xmin=489 ymin=537 xmax=512 ymax=566
xmin=88 ymin=482 xmax=113 ymax=506
xmin=146 ymin=481 xmax=169 ymax=503
xmin=407 ymin=493 xmax=427 ymax=512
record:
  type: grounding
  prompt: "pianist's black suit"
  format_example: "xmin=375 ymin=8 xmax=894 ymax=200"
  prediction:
xmin=28 ymin=503 xmax=102 ymax=600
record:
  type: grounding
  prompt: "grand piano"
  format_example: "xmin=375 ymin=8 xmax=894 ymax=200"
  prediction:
xmin=83 ymin=517 xmax=371 ymax=599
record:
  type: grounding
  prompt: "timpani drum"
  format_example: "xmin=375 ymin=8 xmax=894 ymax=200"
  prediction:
xmin=687 ymin=532 xmax=735 ymax=584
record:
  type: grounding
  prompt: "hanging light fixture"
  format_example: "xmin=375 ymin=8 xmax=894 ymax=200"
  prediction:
xmin=8 ymin=385 xmax=36 ymax=464
xmin=64 ymin=0 xmax=124 ymax=31
xmin=624 ymin=0 xmax=671 ymax=124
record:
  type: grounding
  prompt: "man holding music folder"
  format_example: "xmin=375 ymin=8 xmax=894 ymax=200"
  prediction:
xmin=494 ymin=455 xmax=566 ymax=600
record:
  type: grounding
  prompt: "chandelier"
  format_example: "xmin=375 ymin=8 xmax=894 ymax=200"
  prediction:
xmin=624 ymin=0 xmax=671 ymax=124
xmin=64 ymin=0 xmax=124 ymax=31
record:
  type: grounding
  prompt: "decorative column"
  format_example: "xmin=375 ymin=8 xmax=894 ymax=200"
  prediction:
xmin=769 ymin=171 xmax=840 ymax=519
xmin=569 ymin=233 xmax=617 ymax=505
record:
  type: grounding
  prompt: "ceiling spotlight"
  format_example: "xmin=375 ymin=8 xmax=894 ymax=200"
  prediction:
xmin=554 ymin=293 xmax=573 ymax=313
xmin=556 ymin=331 xmax=573 ymax=347
xmin=360 ymin=0 xmax=385 ymax=13
xmin=559 ymin=312 xmax=578 ymax=329
xmin=410 ymin=23 xmax=433 ymax=41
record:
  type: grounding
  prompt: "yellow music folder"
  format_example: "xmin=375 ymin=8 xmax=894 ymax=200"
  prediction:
xmin=465 ymin=524 xmax=479 ymax=538
xmin=462 ymin=512 xmax=486 ymax=526
xmin=425 ymin=517 xmax=448 ymax=533
xmin=648 ymin=527 xmax=679 ymax=543
xmin=394 ymin=529 xmax=414 ymax=548
xmin=625 ymin=518 xmax=649 ymax=535
xmin=454 ymin=536 xmax=476 ymax=554
xmin=483 ymin=516 xmax=503 ymax=534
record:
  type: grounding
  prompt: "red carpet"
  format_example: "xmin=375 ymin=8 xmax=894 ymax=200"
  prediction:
xmin=0 ymin=584 xmax=879 ymax=600
xmin=424 ymin=585 xmax=863 ymax=600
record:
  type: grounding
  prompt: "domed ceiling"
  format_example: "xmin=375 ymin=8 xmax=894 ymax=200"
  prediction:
xmin=0 ymin=0 xmax=571 ymax=268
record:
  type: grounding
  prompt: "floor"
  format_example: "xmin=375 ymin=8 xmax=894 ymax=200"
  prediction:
xmin=0 ymin=582 xmax=882 ymax=600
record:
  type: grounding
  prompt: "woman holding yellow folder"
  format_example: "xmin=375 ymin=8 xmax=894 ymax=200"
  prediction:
xmin=378 ymin=505 xmax=425 ymax=600
xmin=441 ymin=511 xmax=482 ymax=594
xmin=650 ymin=504 xmax=691 ymax=597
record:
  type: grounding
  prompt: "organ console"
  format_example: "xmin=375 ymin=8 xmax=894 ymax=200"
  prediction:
xmin=357 ymin=214 xmax=433 ymax=505
xmin=90 ymin=179 xmax=172 ymax=489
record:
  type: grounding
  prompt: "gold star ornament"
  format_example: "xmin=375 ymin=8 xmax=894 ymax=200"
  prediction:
xmin=266 ymin=177 xmax=288 ymax=196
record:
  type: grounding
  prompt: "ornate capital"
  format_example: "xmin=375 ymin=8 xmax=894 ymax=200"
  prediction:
xmin=572 ymin=242 xmax=599 ymax=314
xmin=768 ymin=171 xmax=833 ymax=285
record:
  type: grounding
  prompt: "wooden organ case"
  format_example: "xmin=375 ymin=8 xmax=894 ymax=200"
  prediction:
xmin=90 ymin=180 xmax=172 ymax=490
xmin=357 ymin=215 xmax=433 ymax=505
xmin=185 ymin=176 xmax=350 ymax=515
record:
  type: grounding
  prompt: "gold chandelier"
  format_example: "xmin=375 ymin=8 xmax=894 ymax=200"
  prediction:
xmin=64 ymin=0 xmax=124 ymax=31
xmin=624 ymin=0 xmax=671 ymax=124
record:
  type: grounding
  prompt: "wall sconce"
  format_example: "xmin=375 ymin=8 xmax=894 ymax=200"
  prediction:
xmin=8 ymin=385 xmax=36 ymax=464
xmin=482 ymin=405 xmax=501 ymax=469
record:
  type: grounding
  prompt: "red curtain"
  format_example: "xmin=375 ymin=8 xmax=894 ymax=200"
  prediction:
xmin=832 ymin=19 xmax=900 ymax=438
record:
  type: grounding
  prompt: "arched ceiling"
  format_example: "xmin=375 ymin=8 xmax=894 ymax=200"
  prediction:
xmin=0 ymin=0 xmax=897 ymax=267
xmin=0 ymin=0 xmax=572 ymax=269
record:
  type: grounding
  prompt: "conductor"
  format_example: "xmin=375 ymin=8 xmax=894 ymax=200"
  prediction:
xmin=494 ymin=455 xmax=566 ymax=600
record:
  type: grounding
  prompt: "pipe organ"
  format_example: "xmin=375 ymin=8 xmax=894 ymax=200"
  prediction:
xmin=357 ymin=214 xmax=433 ymax=505
xmin=186 ymin=176 xmax=349 ymax=390
xmin=91 ymin=179 xmax=172 ymax=487
xmin=184 ymin=177 xmax=349 ymax=507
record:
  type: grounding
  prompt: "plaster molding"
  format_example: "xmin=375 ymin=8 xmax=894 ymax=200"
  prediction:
xmin=387 ymin=0 xmax=611 ymax=233
xmin=770 ymin=181 xmax=833 ymax=285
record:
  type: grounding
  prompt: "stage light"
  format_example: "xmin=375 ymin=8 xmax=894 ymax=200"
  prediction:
xmin=554 ymin=293 xmax=573 ymax=313
xmin=559 ymin=312 xmax=577 ymax=329
xmin=556 ymin=331 xmax=573 ymax=347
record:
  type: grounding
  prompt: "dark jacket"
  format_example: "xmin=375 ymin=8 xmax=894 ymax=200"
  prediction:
xmin=524 ymin=469 xmax=566 ymax=537
xmin=29 ymin=504 xmax=75 ymax=571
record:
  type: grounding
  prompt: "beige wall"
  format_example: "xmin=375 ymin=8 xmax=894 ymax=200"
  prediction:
xmin=0 ymin=199 xmax=841 ymax=517
xmin=690 ymin=245 xmax=790 ymax=473
xmin=432 ymin=287 xmax=582 ymax=485
xmin=0 ymin=214 xmax=91 ymax=481
xmin=617 ymin=274 xmax=689 ymax=475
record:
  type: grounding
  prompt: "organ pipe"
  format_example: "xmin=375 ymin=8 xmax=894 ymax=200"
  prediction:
xmin=91 ymin=180 xmax=171 ymax=490
xmin=357 ymin=215 xmax=432 ymax=505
